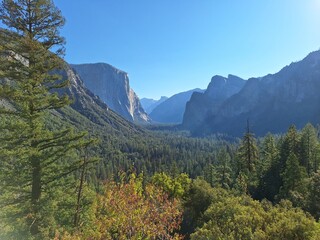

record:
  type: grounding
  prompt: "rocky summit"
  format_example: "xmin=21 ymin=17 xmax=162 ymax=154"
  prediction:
xmin=182 ymin=75 xmax=245 ymax=132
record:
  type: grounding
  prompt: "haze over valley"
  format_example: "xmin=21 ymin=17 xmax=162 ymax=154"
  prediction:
xmin=1 ymin=1 xmax=320 ymax=239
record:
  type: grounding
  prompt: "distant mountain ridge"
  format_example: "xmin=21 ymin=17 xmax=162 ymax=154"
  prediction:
xmin=182 ymin=50 xmax=320 ymax=136
xmin=140 ymin=96 xmax=168 ymax=114
xmin=150 ymin=88 xmax=204 ymax=124
xmin=71 ymin=63 xmax=150 ymax=124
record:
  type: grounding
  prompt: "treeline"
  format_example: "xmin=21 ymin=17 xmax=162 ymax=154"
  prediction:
xmin=2 ymin=120 xmax=316 ymax=239
xmin=84 ymin=122 xmax=320 ymax=239
xmin=0 ymin=0 xmax=319 ymax=239
xmin=201 ymin=123 xmax=320 ymax=219
xmin=93 ymin=121 xmax=320 ymax=219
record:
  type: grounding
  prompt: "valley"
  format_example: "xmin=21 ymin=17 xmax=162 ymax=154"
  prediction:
xmin=0 ymin=0 xmax=320 ymax=239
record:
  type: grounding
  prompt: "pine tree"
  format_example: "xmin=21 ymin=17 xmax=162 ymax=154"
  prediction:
xmin=257 ymin=133 xmax=280 ymax=201
xmin=300 ymin=123 xmax=319 ymax=175
xmin=0 ymin=0 xmax=87 ymax=237
xmin=236 ymin=121 xmax=259 ymax=195
xmin=279 ymin=152 xmax=307 ymax=205
xmin=215 ymin=147 xmax=232 ymax=189
xmin=204 ymin=163 xmax=216 ymax=187
xmin=279 ymin=125 xmax=300 ymax=170
xmin=307 ymin=170 xmax=320 ymax=220
xmin=237 ymin=121 xmax=259 ymax=174
xmin=259 ymin=133 xmax=279 ymax=175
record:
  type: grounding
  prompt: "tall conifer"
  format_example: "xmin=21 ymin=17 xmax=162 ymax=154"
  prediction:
xmin=0 ymin=0 xmax=86 ymax=236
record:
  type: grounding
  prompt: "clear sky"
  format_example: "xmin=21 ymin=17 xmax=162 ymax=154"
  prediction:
xmin=54 ymin=0 xmax=320 ymax=99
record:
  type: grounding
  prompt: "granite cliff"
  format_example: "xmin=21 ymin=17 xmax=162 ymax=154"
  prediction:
xmin=57 ymin=64 xmax=144 ymax=134
xmin=183 ymin=75 xmax=245 ymax=130
xmin=71 ymin=63 xmax=150 ymax=124
xmin=182 ymin=50 xmax=320 ymax=136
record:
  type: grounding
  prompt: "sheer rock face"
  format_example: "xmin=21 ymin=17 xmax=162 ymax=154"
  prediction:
xmin=182 ymin=50 xmax=320 ymax=137
xmin=70 ymin=63 xmax=150 ymax=124
xmin=182 ymin=75 xmax=246 ymax=131
xmin=56 ymin=64 xmax=144 ymax=135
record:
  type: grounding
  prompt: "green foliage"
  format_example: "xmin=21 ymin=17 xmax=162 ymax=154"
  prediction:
xmin=279 ymin=152 xmax=308 ymax=205
xmin=300 ymin=123 xmax=320 ymax=175
xmin=151 ymin=172 xmax=191 ymax=198
xmin=256 ymin=133 xmax=280 ymax=200
xmin=307 ymin=170 xmax=320 ymax=220
xmin=234 ymin=171 xmax=249 ymax=194
xmin=0 ymin=2 xmax=319 ymax=236
xmin=237 ymin=124 xmax=259 ymax=174
xmin=191 ymin=189 xmax=320 ymax=240
xmin=236 ymin=124 xmax=259 ymax=194
xmin=259 ymin=133 xmax=279 ymax=175
xmin=215 ymin=147 xmax=233 ymax=189
xmin=0 ymin=0 xmax=94 ymax=238
xmin=280 ymin=125 xmax=301 ymax=169
xmin=58 ymin=175 xmax=183 ymax=240
xmin=181 ymin=178 xmax=217 ymax=236
xmin=204 ymin=147 xmax=233 ymax=189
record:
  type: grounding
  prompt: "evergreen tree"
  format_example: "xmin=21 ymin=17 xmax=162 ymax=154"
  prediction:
xmin=279 ymin=152 xmax=307 ymax=205
xmin=300 ymin=123 xmax=319 ymax=175
xmin=237 ymin=121 xmax=259 ymax=174
xmin=203 ymin=163 xmax=216 ymax=187
xmin=257 ymin=133 xmax=280 ymax=200
xmin=307 ymin=170 xmax=320 ymax=220
xmin=234 ymin=171 xmax=249 ymax=194
xmin=236 ymin=121 xmax=259 ymax=193
xmin=0 ymin=0 xmax=87 ymax=237
xmin=279 ymin=125 xmax=300 ymax=170
xmin=215 ymin=147 xmax=232 ymax=189
xmin=259 ymin=133 xmax=279 ymax=175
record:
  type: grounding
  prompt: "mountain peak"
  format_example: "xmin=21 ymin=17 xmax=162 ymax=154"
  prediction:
xmin=210 ymin=75 xmax=226 ymax=85
xmin=159 ymin=96 xmax=168 ymax=101
xmin=209 ymin=74 xmax=245 ymax=88
xmin=206 ymin=74 xmax=245 ymax=99
xmin=183 ymin=49 xmax=320 ymax=136
xmin=72 ymin=62 xmax=128 ymax=75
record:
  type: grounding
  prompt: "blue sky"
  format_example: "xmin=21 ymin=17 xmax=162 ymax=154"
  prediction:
xmin=54 ymin=0 xmax=320 ymax=99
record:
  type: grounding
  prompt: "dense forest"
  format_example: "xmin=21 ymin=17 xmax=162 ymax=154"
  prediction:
xmin=0 ymin=0 xmax=320 ymax=239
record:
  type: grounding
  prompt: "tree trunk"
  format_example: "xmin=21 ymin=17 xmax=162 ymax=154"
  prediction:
xmin=31 ymin=156 xmax=41 ymax=235
xmin=74 ymin=152 xmax=87 ymax=227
